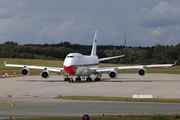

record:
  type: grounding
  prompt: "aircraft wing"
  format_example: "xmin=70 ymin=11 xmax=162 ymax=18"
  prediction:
xmin=90 ymin=61 xmax=177 ymax=73
xmin=99 ymin=55 xmax=125 ymax=62
xmin=4 ymin=61 xmax=63 ymax=73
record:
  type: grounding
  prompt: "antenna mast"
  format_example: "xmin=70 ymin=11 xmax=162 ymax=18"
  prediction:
xmin=125 ymin=30 xmax=126 ymax=47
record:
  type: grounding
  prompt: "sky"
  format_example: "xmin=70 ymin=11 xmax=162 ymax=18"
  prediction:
xmin=0 ymin=0 xmax=180 ymax=47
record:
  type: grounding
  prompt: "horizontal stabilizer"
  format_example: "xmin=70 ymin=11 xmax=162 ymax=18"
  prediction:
xmin=99 ymin=55 xmax=125 ymax=62
xmin=173 ymin=60 xmax=177 ymax=66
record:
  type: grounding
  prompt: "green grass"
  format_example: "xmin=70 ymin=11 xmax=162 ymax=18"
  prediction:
xmin=5 ymin=115 xmax=180 ymax=120
xmin=55 ymin=95 xmax=180 ymax=103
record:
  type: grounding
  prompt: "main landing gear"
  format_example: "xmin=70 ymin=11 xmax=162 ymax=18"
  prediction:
xmin=86 ymin=77 xmax=100 ymax=81
xmin=95 ymin=73 xmax=101 ymax=81
xmin=86 ymin=77 xmax=92 ymax=81
xmin=76 ymin=76 xmax=81 ymax=81
xmin=95 ymin=78 xmax=101 ymax=81
xmin=64 ymin=74 xmax=101 ymax=83
xmin=86 ymin=74 xmax=101 ymax=82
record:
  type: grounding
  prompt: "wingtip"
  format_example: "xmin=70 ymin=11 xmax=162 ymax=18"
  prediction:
xmin=120 ymin=55 xmax=125 ymax=57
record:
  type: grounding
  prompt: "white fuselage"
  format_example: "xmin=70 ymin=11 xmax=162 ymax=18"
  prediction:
xmin=63 ymin=53 xmax=99 ymax=76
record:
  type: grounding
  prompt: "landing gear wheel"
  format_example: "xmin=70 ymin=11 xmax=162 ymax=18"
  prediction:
xmin=95 ymin=78 xmax=101 ymax=81
xmin=69 ymin=79 xmax=74 ymax=83
xmin=64 ymin=78 xmax=70 ymax=81
xmin=69 ymin=77 xmax=74 ymax=83
xmin=76 ymin=77 xmax=82 ymax=81
xmin=86 ymin=78 xmax=92 ymax=81
xmin=69 ymin=79 xmax=71 ymax=83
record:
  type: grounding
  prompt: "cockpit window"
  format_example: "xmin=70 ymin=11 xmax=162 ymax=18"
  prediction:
xmin=67 ymin=56 xmax=74 ymax=58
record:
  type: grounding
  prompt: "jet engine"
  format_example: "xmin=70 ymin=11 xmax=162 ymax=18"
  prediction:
xmin=41 ymin=70 xmax=50 ymax=79
xmin=138 ymin=68 xmax=146 ymax=76
xmin=21 ymin=68 xmax=30 ymax=76
xmin=109 ymin=71 xmax=118 ymax=79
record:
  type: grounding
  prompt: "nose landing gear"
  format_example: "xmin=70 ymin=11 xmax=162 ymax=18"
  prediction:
xmin=68 ymin=76 xmax=74 ymax=83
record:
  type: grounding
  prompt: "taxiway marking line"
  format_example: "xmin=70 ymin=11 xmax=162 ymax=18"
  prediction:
xmin=0 ymin=83 xmax=69 ymax=95
xmin=0 ymin=101 xmax=14 ymax=110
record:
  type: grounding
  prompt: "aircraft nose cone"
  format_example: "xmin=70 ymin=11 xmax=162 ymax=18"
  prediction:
xmin=63 ymin=65 xmax=76 ymax=76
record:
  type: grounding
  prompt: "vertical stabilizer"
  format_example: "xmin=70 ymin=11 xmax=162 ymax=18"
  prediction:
xmin=91 ymin=30 xmax=97 ymax=56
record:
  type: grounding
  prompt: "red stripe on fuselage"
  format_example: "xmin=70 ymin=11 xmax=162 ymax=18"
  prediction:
xmin=63 ymin=63 xmax=98 ymax=76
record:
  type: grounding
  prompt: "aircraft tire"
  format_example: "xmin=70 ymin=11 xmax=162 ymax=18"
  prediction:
xmin=86 ymin=78 xmax=91 ymax=81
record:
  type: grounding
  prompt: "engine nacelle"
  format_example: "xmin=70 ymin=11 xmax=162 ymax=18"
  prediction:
xmin=109 ymin=71 xmax=118 ymax=79
xmin=138 ymin=68 xmax=146 ymax=76
xmin=41 ymin=70 xmax=50 ymax=79
xmin=21 ymin=68 xmax=30 ymax=76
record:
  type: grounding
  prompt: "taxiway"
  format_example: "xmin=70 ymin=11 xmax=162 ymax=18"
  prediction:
xmin=0 ymin=74 xmax=180 ymax=118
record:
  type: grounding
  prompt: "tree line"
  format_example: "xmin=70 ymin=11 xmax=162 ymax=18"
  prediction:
xmin=0 ymin=41 xmax=179 ymax=65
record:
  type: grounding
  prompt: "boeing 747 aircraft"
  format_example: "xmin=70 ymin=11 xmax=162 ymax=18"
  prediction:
xmin=4 ymin=30 xmax=177 ymax=83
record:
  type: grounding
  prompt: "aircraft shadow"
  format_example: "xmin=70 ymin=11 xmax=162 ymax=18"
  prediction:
xmin=17 ymin=80 xmax=65 ymax=82
xmin=17 ymin=79 xmax=180 ymax=83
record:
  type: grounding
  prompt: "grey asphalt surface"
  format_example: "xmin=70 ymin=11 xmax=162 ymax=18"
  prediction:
xmin=0 ymin=73 xmax=180 ymax=118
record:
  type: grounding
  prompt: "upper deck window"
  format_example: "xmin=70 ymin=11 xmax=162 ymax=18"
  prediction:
xmin=67 ymin=56 xmax=74 ymax=58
